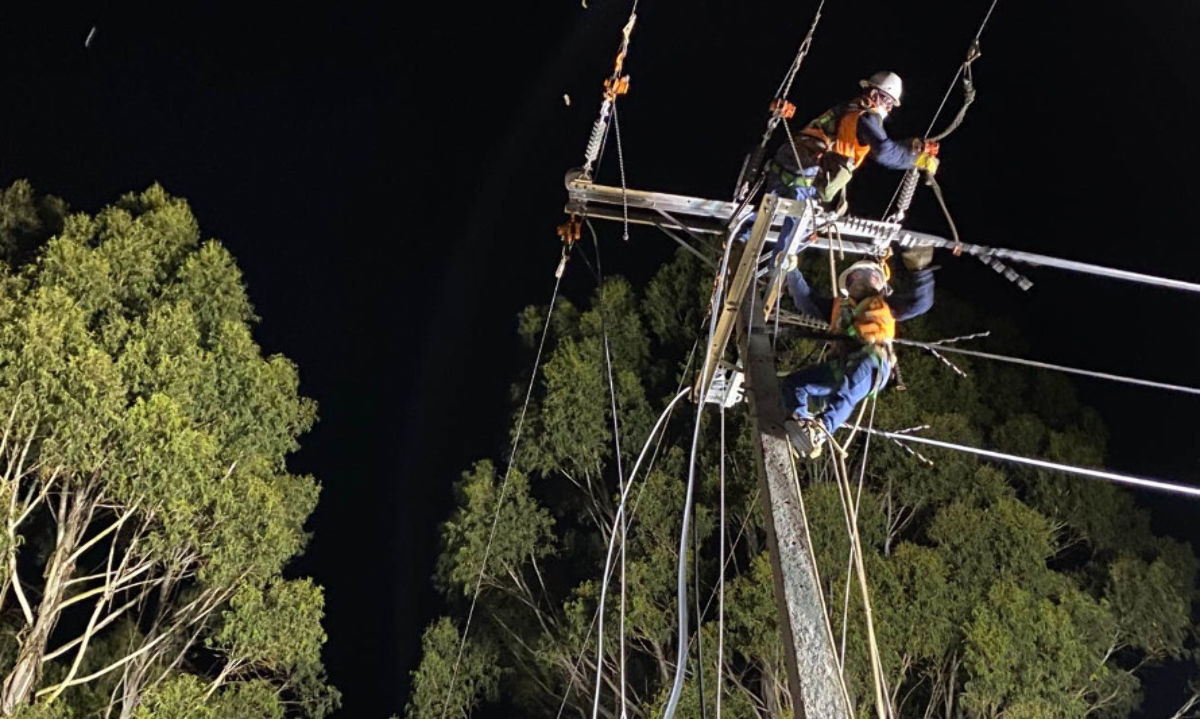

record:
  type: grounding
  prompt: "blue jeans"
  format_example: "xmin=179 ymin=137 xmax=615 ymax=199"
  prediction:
xmin=781 ymin=350 xmax=889 ymax=433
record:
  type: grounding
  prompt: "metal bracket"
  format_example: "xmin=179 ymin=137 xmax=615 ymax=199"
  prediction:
xmin=703 ymin=360 xmax=746 ymax=408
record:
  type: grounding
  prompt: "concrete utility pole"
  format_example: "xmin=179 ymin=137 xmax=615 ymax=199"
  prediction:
xmin=736 ymin=291 xmax=852 ymax=719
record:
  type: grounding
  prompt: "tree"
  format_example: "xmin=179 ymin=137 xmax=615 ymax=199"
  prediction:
xmin=409 ymin=247 xmax=1197 ymax=718
xmin=0 ymin=181 xmax=337 ymax=717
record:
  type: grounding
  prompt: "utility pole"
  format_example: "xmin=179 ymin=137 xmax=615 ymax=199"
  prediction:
xmin=736 ymin=288 xmax=852 ymax=719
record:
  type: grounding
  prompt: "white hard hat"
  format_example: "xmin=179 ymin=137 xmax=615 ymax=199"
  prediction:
xmin=859 ymin=71 xmax=903 ymax=106
xmin=838 ymin=260 xmax=890 ymax=299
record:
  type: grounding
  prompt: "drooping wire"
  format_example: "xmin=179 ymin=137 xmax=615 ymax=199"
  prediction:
xmin=558 ymin=347 xmax=695 ymax=718
xmin=692 ymin=478 xmax=709 ymax=719
xmin=588 ymin=390 xmax=689 ymax=719
xmin=440 ymin=271 xmax=566 ymax=718
xmin=585 ymin=226 xmax=631 ymax=719
xmin=662 ymin=223 xmax=740 ymax=719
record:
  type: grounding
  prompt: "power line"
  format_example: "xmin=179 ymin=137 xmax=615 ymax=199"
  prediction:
xmin=863 ymin=428 xmax=1200 ymax=499
xmin=891 ymin=337 xmax=1200 ymax=396
xmin=772 ymin=315 xmax=1200 ymax=397
xmin=440 ymin=271 xmax=564 ymax=718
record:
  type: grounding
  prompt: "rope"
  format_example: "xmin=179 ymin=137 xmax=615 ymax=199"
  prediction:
xmin=715 ymin=404 xmax=726 ymax=719
xmin=838 ymin=395 xmax=876 ymax=668
xmin=864 ymin=428 xmax=1200 ymax=499
xmin=818 ymin=420 xmax=893 ymax=719
xmin=440 ymin=272 xmax=564 ymax=718
xmin=786 ymin=448 xmax=857 ymax=713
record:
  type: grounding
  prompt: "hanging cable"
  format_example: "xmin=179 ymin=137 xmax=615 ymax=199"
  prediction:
xmin=589 ymin=390 xmax=690 ymax=718
xmin=692 ymin=481 xmax=709 ymax=719
xmin=864 ymin=428 xmax=1200 ymax=499
xmin=562 ymin=347 xmax=696 ymax=718
xmin=441 ymin=272 xmax=565 ymax=719
xmin=663 ymin=221 xmax=741 ymax=719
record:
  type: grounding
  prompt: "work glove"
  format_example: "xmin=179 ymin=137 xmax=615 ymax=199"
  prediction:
xmin=915 ymin=151 xmax=940 ymax=175
xmin=901 ymin=245 xmax=934 ymax=271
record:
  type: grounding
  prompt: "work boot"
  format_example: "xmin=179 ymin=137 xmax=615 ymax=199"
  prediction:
xmin=785 ymin=418 xmax=825 ymax=459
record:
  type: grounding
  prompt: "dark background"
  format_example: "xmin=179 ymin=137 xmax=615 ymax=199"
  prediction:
xmin=0 ymin=1 xmax=1196 ymax=716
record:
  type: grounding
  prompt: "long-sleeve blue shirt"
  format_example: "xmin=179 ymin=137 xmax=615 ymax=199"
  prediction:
xmin=779 ymin=101 xmax=920 ymax=172
xmin=855 ymin=110 xmax=919 ymax=170
xmin=786 ymin=256 xmax=934 ymax=324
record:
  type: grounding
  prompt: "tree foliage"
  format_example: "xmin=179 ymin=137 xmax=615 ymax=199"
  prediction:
xmin=409 ymin=247 xmax=1197 ymax=718
xmin=0 ymin=181 xmax=336 ymax=717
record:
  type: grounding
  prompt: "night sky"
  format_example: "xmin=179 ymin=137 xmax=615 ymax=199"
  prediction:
xmin=0 ymin=2 xmax=1197 ymax=716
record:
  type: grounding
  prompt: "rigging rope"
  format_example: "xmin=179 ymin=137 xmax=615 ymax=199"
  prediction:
xmin=715 ymin=404 xmax=727 ymax=719
xmin=819 ymin=420 xmax=893 ymax=719
xmin=864 ymin=428 xmax=1200 ymax=499
xmin=838 ymin=395 xmax=876 ymax=668
xmin=441 ymin=272 xmax=565 ymax=718
xmin=786 ymin=449 xmax=857 ymax=713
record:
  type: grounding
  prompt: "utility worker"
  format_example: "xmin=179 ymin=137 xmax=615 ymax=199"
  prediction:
xmin=767 ymin=71 xmax=941 ymax=217
xmin=781 ymin=246 xmax=935 ymax=458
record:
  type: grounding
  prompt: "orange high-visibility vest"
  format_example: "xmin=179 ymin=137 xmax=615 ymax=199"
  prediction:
xmin=831 ymin=294 xmax=896 ymax=344
xmin=801 ymin=108 xmax=872 ymax=169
